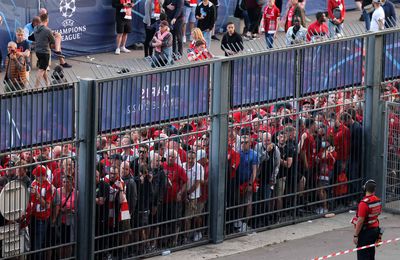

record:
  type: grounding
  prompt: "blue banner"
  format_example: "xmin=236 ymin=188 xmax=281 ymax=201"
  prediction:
xmin=301 ymin=39 xmax=364 ymax=95
xmin=0 ymin=87 xmax=74 ymax=152
xmin=98 ymin=65 xmax=209 ymax=132
xmin=231 ymin=51 xmax=296 ymax=107
xmin=384 ymin=32 xmax=400 ymax=80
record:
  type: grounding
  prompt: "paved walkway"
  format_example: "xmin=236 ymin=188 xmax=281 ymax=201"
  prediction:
xmin=151 ymin=212 xmax=400 ymax=260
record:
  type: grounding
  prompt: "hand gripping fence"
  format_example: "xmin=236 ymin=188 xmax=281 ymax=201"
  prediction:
xmin=311 ymin=237 xmax=400 ymax=260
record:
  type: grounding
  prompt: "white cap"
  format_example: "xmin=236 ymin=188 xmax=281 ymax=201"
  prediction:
xmin=372 ymin=0 xmax=381 ymax=4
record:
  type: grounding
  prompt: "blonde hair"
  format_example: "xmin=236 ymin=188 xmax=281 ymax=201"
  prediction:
xmin=191 ymin=28 xmax=205 ymax=43
xmin=16 ymin=27 xmax=24 ymax=34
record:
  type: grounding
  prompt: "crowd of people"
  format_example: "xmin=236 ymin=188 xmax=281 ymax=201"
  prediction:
xmin=1 ymin=0 xmax=398 ymax=89
xmin=113 ymin=0 xmax=399 ymax=66
xmin=0 ymin=80 xmax=386 ymax=258
xmin=1 ymin=0 xmax=400 ymax=259
xmin=0 ymin=8 xmax=71 ymax=91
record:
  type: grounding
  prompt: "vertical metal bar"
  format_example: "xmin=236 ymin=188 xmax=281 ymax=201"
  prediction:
xmin=210 ymin=61 xmax=230 ymax=243
xmin=77 ymin=78 xmax=98 ymax=260
xmin=364 ymin=35 xmax=385 ymax=197
xmin=382 ymin=101 xmax=390 ymax=207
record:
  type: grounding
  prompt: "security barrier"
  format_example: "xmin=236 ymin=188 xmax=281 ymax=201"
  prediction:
xmin=1 ymin=28 xmax=400 ymax=259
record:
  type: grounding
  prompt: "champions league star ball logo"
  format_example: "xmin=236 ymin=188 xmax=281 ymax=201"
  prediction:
xmin=59 ymin=0 xmax=76 ymax=18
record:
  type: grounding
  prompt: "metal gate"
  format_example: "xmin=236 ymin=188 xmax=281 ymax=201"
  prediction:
xmin=383 ymin=102 xmax=400 ymax=213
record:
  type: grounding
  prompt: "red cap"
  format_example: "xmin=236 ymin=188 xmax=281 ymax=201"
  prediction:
xmin=32 ymin=165 xmax=47 ymax=177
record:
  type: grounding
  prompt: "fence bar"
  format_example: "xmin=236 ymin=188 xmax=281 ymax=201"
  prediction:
xmin=210 ymin=61 xmax=230 ymax=243
xmin=364 ymin=35 xmax=385 ymax=197
xmin=77 ymin=79 xmax=98 ymax=259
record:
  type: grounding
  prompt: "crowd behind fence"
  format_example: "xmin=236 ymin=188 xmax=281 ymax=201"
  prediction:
xmin=0 ymin=29 xmax=399 ymax=259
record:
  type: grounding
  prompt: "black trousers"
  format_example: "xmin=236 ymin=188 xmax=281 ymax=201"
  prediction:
xmin=248 ymin=6 xmax=262 ymax=34
xmin=357 ymin=227 xmax=380 ymax=260
xmin=144 ymin=23 xmax=157 ymax=57
xmin=171 ymin=18 xmax=183 ymax=57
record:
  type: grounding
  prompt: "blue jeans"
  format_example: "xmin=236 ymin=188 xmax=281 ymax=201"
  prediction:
xmin=363 ymin=10 xmax=372 ymax=31
xmin=265 ymin=33 xmax=274 ymax=48
xmin=203 ymin=30 xmax=212 ymax=51
xmin=328 ymin=20 xmax=343 ymax=38
xmin=30 ymin=218 xmax=49 ymax=259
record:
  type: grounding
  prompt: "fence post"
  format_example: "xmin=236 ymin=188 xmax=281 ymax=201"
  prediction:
xmin=209 ymin=61 xmax=230 ymax=243
xmin=364 ymin=35 xmax=385 ymax=197
xmin=77 ymin=78 xmax=98 ymax=259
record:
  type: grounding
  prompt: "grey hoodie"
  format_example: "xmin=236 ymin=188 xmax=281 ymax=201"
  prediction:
xmin=33 ymin=25 xmax=55 ymax=54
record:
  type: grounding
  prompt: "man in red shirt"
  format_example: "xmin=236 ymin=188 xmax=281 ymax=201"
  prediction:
xmin=334 ymin=118 xmax=351 ymax=173
xmin=299 ymin=118 xmax=317 ymax=195
xmin=327 ymin=0 xmax=345 ymax=37
xmin=162 ymin=149 xmax=188 ymax=246
xmin=263 ymin=0 xmax=280 ymax=48
xmin=307 ymin=12 xmax=329 ymax=42
xmin=353 ymin=179 xmax=382 ymax=260
xmin=29 ymin=165 xmax=54 ymax=258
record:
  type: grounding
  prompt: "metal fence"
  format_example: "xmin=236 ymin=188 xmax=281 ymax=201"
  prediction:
xmin=383 ymin=101 xmax=400 ymax=214
xmin=0 ymin=28 xmax=400 ymax=259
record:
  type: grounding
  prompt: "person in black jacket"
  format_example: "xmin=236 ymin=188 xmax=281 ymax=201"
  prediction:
xmin=196 ymin=0 xmax=216 ymax=51
xmin=149 ymin=153 xmax=167 ymax=249
xmin=112 ymin=0 xmax=133 ymax=55
xmin=163 ymin=0 xmax=185 ymax=58
xmin=136 ymin=166 xmax=153 ymax=253
xmin=221 ymin=22 xmax=244 ymax=56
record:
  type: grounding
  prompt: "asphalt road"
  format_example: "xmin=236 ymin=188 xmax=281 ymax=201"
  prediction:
xmin=219 ymin=214 xmax=400 ymax=260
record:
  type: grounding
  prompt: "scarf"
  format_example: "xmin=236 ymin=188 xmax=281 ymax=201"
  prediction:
xmin=155 ymin=30 xmax=170 ymax=52
xmin=120 ymin=0 xmax=132 ymax=20
xmin=154 ymin=0 xmax=161 ymax=15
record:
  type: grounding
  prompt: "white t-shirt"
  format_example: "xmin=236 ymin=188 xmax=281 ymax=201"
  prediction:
xmin=370 ymin=6 xmax=385 ymax=32
xmin=183 ymin=162 xmax=204 ymax=199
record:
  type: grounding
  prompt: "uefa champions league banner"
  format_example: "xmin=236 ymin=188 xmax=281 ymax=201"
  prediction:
xmin=231 ymin=50 xmax=296 ymax=107
xmin=98 ymin=65 xmax=209 ymax=132
xmin=301 ymin=39 xmax=364 ymax=94
xmin=0 ymin=87 xmax=74 ymax=152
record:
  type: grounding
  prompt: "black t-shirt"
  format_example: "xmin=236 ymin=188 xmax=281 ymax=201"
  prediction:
xmin=96 ymin=181 xmax=110 ymax=226
xmin=16 ymin=40 xmax=30 ymax=71
xmin=278 ymin=142 xmax=295 ymax=179
xmin=136 ymin=177 xmax=153 ymax=211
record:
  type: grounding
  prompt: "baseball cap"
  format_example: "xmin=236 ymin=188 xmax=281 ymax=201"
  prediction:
xmin=32 ymin=165 xmax=47 ymax=177
xmin=372 ymin=0 xmax=381 ymax=3
xmin=196 ymin=149 xmax=207 ymax=162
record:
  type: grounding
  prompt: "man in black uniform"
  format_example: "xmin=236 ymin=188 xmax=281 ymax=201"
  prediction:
xmin=353 ymin=179 xmax=382 ymax=260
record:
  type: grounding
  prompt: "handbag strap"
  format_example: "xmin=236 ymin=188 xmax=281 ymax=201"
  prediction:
xmin=62 ymin=189 xmax=73 ymax=209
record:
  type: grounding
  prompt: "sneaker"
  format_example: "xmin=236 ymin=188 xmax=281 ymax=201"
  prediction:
xmin=53 ymin=51 xmax=65 ymax=58
xmin=193 ymin=232 xmax=203 ymax=242
xmin=183 ymin=35 xmax=187 ymax=43
xmin=252 ymin=34 xmax=260 ymax=39
xmin=60 ymin=62 xmax=72 ymax=68
xmin=211 ymin=35 xmax=220 ymax=41
xmin=315 ymin=207 xmax=324 ymax=214
xmin=115 ymin=48 xmax=121 ymax=55
xmin=120 ymin=46 xmax=131 ymax=53
xmin=233 ymin=220 xmax=242 ymax=228
xmin=239 ymin=222 xmax=248 ymax=232
xmin=245 ymin=32 xmax=252 ymax=38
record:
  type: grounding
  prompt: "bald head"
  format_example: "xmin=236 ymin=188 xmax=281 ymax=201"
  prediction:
xmin=120 ymin=161 xmax=131 ymax=177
